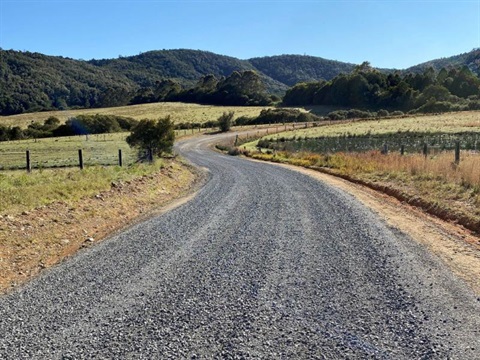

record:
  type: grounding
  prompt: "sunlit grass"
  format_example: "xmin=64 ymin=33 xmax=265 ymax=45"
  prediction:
xmin=0 ymin=160 xmax=166 ymax=214
xmin=0 ymin=102 xmax=274 ymax=129
xmin=259 ymin=111 xmax=480 ymax=141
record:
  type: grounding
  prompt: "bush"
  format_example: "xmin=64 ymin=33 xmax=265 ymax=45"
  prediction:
xmin=218 ymin=111 xmax=234 ymax=132
xmin=251 ymin=108 xmax=321 ymax=125
xmin=234 ymin=116 xmax=254 ymax=126
xmin=377 ymin=109 xmax=389 ymax=117
xmin=126 ymin=116 xmax=175 ymax=159
xmin=227 ymin=147 xmax=241 ymax=156
xmin=346 ymin=109 xmax=374 ymax=119
xmin=327 ymin=110 xmax=348 ymax=120
xmin=257 ymin=139 xmax=272 ymax=149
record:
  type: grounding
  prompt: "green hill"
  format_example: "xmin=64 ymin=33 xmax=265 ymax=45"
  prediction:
xmin=89 ymin=49 xmax=288 ymax=95
xmin=0 ymin=50 xmax=137 ymax=115
xmin=1 ymin=48 xmax=479 ymax=116
xmin=249 ymin=55 xmax=356 ymax=86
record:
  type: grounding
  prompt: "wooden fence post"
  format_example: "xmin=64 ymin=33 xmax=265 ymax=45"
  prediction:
xmin=423 ymin=143 xmax=428 ymax=157
xmin=382 ymin=143 xmax=388 ymax=155
xmin=148 ymin=148 xmax=153 ymax=163
xmin=118 ymin=149 xmax=123 ymax=167
xmin=455 ymin=141 xmax=460 ymax=164
xmin=78 ymin=149 xmax=84 ymax=170
xmin=400 ymin=144 xmax=405 ymax=156
xmin=26 ymin=150 xmax=31 ymax=173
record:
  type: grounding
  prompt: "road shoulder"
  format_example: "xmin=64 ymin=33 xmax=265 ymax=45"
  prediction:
xmin=0 ymin=160 xmax=204 ymax=293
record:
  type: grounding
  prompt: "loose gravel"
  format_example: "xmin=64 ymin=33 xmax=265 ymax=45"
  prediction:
xmin=0 ymin=133 xmax=479 ymax=359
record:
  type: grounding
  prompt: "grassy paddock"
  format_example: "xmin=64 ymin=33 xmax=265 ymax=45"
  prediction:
xmin=0 ymin=129 xmax=206 ymax=170
xmin=259 ymin=111 xmax=480 ymax=141
xmin=0 ymin=160 xmax=167 ymax=214
xmin=0 ymin=102 xmax=274 ymax=129
xmin=0 ymin=133 xmax=136 ymax=169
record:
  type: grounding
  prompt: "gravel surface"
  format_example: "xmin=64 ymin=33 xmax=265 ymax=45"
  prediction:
xmin=0 ymin=133 xmax=479 ymax=359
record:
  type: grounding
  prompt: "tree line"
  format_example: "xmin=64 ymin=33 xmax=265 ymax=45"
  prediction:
xmin=283 ymin=62 xmax=480 ymax=113
xmin=130 ymin=70 xmax=276 ymax=106
xmin=0 ymin=115 xmax=138 ymax=141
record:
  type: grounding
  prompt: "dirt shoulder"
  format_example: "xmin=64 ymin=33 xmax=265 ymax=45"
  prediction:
xmin=0 ymin=160 xmax=204 ymax=293
xmin=251 ymin=159 xmax=480 ymax=295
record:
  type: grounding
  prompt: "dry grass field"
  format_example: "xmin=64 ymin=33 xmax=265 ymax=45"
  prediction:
xmin=0 ymin=102 xmax=274 ymax=129
xmin=261 ymin=111 xmax=480 ymax=140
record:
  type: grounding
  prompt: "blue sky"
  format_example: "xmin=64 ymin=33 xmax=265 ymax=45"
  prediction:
xmin=0 ymin=0 xmax=479 ymax=69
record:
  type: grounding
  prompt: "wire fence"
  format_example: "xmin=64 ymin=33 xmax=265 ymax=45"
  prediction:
xmin=0 ymin=134 xmax=139 ymax=170
xmin=264 ymin=132 xmax=480 ymax=156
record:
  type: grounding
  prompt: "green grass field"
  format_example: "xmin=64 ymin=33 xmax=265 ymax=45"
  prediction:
xmin=0 ymin=133 xmax=137 ymax=169
xmin=0 ymin=127 xmax=213 ymax=170
xmin=0 ymin=102 xmax=274 ymax=129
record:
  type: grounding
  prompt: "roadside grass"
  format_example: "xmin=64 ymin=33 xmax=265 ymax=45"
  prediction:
xmin=0 ymin=159 xmax=197 ymax=292
xmin=0 ymin=160 xmax=167 ymax=215
xmin=0 ymin=102 xmax=274 ymax=129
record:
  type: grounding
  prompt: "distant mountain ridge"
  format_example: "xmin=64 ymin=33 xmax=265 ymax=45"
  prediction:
xmin=0 ymin=48 xmax=479 ymax=115
xmin=406 ymin=49 xmax=480 ymax=75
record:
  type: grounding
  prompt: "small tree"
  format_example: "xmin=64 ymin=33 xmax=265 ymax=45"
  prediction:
xmin=218 ymin=111 xmax=234 ymax=132
xmin=126 ymin=116 xmax=175 ymax=161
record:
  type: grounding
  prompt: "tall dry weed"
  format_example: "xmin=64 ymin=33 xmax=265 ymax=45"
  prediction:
xmin=335 ymin=151 xmax=480 ymax=189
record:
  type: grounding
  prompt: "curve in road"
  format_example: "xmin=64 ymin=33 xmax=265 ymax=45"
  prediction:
xmin=0 ymin=133 xmax=479 ymax=359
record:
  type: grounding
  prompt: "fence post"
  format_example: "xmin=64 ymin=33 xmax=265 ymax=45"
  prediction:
xmin=455 ymin=141 xmax=460 ymax=164
xmin=400 ymin=144 xmax=405 ymax=156
xmin=118 ymin=149 xmax=123 ymax=167
xmin=148 ymin=148 xmax=153 ymax=163
xmin=423 ymin=143 xmax=428 ymax=157
xmin=382 ymin=143 xmax=388 ymax=155
xmin=78 ymin=149 xmax=84 ymax=170
xmin=26 ymin=150 xmax=31 ymax=173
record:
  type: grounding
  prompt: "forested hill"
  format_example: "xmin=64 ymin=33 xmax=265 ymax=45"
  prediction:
xmin=249 ymin=55 xmax=356 ymax=86
xmin=0 ymin=50 xmax=137 ymax=115
xmin=88 ymin=49 xmax=288 ymax=95
xmin=1 ymin=48 xmax=479 ymax=115
xmin=406 ymin=48 xmax=480 ymax=75
xmin=0 ymin=49 xmax=355 ymax=115
xmin=89 ymin=50 xmax=255 ymax=87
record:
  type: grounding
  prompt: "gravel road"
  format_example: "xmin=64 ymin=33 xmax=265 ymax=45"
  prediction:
xmin=0 ymin=133 xmax=479 ymax=359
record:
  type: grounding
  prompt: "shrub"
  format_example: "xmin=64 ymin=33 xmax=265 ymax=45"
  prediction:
xmin=327 ymin=110 xmax=348 ymax=120
xmin=126 ymin=116 xmax=175 ymax=159
xmin=227 ymin=147 xmax=241 ymax=156
xmin=218 ymin=111 xmax=234 ymax=132
xmin=377 ymin=109 xmax=389 ymax=117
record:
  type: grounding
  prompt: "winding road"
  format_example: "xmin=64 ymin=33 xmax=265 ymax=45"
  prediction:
xmin=0 ymin=133 xmax=479 ymax=359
